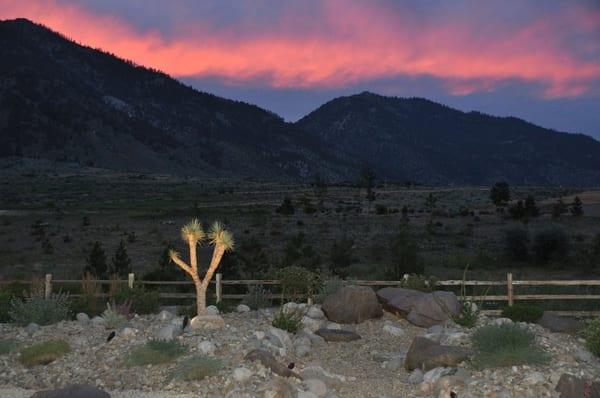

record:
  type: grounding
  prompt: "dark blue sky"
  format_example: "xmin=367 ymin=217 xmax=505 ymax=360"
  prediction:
xmin=3 ymin=0 xmax=599 ymax=138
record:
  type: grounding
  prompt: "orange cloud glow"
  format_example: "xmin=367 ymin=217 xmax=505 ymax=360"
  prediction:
xmin=1 ymin=0 xmax=598 ymax=98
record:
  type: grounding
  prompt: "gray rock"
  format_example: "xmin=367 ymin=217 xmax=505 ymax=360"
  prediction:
xmin=295 ymin=345 xmax=312 ymax=357
xmin=524 ymin=371 xmax=546 ymax=385
xmin=298 ymin=329 xmax=327 ymax=347
xmin=155 ymin=324 xmax=180 ymax=341
xmin=492 ymin=317 xmax=513 ymax=326
xmin=198 ymin=340 xmax=217 ymax=355
xmin=307 ymin=307 xmax=325 ymax=320
xmin=267 ymin=327 xmax=294 ymax=355
xmin=423 ymin=367 xmax=456 ymax=384
xmin=206 ymin=305 xmax=220 ymax=315
xmin=245 ymin=349 xmax=301 ymax=379
xmin=537 ymin=312 xmax=583 ymax=334
xmin=301 ymin=365 xmax=346 ymax=388
xmin=404 ymin=337 xmax=469 ymax=371
xmin=258 ymin=378 xmax=296 ymax=398
xmin=322 ymin=285 xmax=382 ymax=324
xmin=382 ymin=323 xmax=404 ymax=336
xmin=25 ymin=323 xmax=41 ymax=334
xmin=408 ymin=369 xmax=424 ymax=384
xmin=236 ymin=304 xmax=251 ymax=313
xmin=30 ymin=384 xmax=110 ymax=398
xmin=315 ymin=328 xmax=361 ymax=342
xmin=573 ymin=347 xmax=593 ymax=363
xmin=119 ymin=327 xmax=136 ymax=338
xmin=190 ymin=314 xmax=225 ymax=330
xmin=376 ymin=287 xmax=460 ymax=328
xmin=301 ymin=316 xmax=324 ymax=332
xmin=75 ymin=313 xmax=89 ymax=323
xmin=303 ymin=378 xmax=328 ymax=398
xmin=555 ymin=373 xmax=600 ymax=398
xmin=158 ymin=310 xmax=174 ymax=322
xmin=91 ymin=316 xmax=105 ymax=326
xmin=233 ymin=367 xmax=253 ymax=383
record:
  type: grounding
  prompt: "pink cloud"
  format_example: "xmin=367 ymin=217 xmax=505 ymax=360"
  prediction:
xmin=1 ymin=0 xmax=598 ymax=98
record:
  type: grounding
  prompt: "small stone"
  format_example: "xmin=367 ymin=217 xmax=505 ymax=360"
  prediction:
xmin=30 ymin=384 xmax=110 ymax=398
xmin=573 ymin=348 xmax=593 ymax=363
xmin=408 ymin=369 xmax=424 ymax=385
xmin=155 ymin=324 xmax=180 ymax=341
xmin=306 ymin=307 xmax=325 ymax=320
xmin=76 ymin=313 xmax=90 ymax=323
xmin=301 ymin=316 xmax=324 ymax=333
xmin=120 ymin=327 xmax=136 ymax=338
xmin=190 ymin=315 xmax=225 ymax=330
xmin=423 ymin=367 xmax=455 ymax=384
xmin=25 ymin=323 xmax=41 ymax=334
xmin=198 ymin=340 xmax=217 ymax=355
xmin=245 ymin=349 xmax=300 ymax=378
xmin=303 ymin=378 xmax=328 ymax=397
xmin=383 ymin=323 xmax=404 ymax=336
xmin=206 ymin=305 xmax=220 ymax=315
xmin=524 ymin=371 xmax=546 ymax=385
xmin=493 ymin=317 xmax=513 ymax=326
xmin=233 ymin=367 xmax=253 ymax=383
xmin=254 ymin=331 xmax=266 ymax=340
xmin=295 ymin=345 xmax=311 ymax=357
xmin=91 ymin=316 xmax=105 ymax=326
xmin=237 ymin=304 xmax=251 ymax=313
xmin=158 ymin=309 xmax=174 ymax=322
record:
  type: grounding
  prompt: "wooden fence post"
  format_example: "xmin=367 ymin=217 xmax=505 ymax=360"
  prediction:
xmin=216 ymin=273 xmax=222 ymax=303
xmin=128 ymin=273 xmax=135 ymax=289
xmin=507 ymin=273 xmax=514 ymax=306
xmin=44 ymin=274 xmax=52 ymax=299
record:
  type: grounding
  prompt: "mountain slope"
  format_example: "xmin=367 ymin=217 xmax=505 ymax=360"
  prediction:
xmin=296 ymin=92 xmax=600 ymax=185
xmin=0 ymin=18 xmax=345 ymax=179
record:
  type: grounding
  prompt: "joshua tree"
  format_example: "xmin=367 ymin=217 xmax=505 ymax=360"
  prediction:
xmin=169 ymin=219 xmax=234 ymax=316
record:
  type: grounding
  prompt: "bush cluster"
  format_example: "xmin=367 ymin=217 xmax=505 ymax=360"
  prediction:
xmin=272 ymin=308 xmax=303 ymax=333
xmin=9 ymin=290 xmax=71 ymax=326
xmin=501 ymin=303 xmax=543 ymax=323
xmin=114 ymin=285 xmax=160 ymax=314
xmin=126 ymin=340 xmax=185 ymax=366
xmin=584 ymin=318 xmax=600 ymax=357
xmin=170 ymin=355 xmax=223 ymax=381
xmin=277 ymin=266 xmax=321 ymax=300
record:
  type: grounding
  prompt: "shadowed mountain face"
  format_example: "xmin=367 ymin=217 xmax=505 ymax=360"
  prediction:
xmin=296 ymin=92 xmax=600 ymax=185
xmin=1 ymin=19 xmax=599 ymax=185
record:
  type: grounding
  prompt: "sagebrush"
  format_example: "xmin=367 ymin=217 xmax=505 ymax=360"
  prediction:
xmin=126 ymin=340 xmax=185 ymax=366
xmin=170 ymin=355 xmax=223 ymax=381
xmin=9 ymin=290 xmax=70 ymax=326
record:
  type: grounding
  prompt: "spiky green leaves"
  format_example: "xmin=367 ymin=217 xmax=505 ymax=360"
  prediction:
xmin=181 ymin=218 xmax=205 ymax=244
xmin=208 ymin=221 xmax=235 ymax=251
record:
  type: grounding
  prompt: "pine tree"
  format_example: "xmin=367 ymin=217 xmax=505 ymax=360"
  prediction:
xmin=111 ymin=240 xmax=132 ymax=277
xmin=570 ymin=196 xmax=584 ymax=216
xmin=490 ymin=181 xmax=510 ymax=208
xmin=85 ymin=241 xmax=107 ymax=278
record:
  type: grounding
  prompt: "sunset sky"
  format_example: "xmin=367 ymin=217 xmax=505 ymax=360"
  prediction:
xmin=2 ymin=0 xmax=599 ymax=138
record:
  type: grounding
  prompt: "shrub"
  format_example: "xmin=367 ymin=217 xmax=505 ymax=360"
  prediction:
xmin=9 ymin=290 xmax=70 ymax=326
xmin=316 ymin=277 xmax=344 ymax=303
xmin=472 ymin=324 xmax=549 ymax=369
xmin=0 ymin=291 xmax=11 ymax=323
xmin=400 ymin=274 xmax=438 ymax=292
xmin=584 ymin=318 xmax=600 ymax=357
xmin=277 ymin=266 xmax=321 ymax=300
xmin=503 ymin=226 xmax=529 ymax=261
xmin=275 ymin=197 xmax=295 ymax=215
xmin=532 ymin=225 xmax=569 ymax=265
xmin=501 ymin=303 xmax=543 ymax=323
xmin=84 ymin=241 xmax=108 ymax=279
xmin=0 ymin=339 xmax=17 ymax=355
xmin=170 ymin=355 xmax=223 ymax=381
xmin=101 ymin=302 xmax=127 ymax=330
xmin=272 ymin=308 xmax=303 ymax=333
xmin=329 ymin=237 xmax=355 ymax=277
xmin=242 ymin=285 xmax=271 ymax=310
xmin=19 ymin=340 xmax=70 ymax=367
xmin=126 ymin=340 xmax=185 ymax=366
xmin=114 ymin=285 xmax=160 ymax=314
xmin=387 ymin=227 xmax=423 ymax=279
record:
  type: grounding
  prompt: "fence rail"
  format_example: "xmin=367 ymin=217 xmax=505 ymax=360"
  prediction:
xmin=2 ymin=272 xmax=599 ymax=317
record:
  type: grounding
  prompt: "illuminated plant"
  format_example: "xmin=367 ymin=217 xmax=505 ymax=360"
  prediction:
xmin=169 ymin=219 xmax=234 ymax=316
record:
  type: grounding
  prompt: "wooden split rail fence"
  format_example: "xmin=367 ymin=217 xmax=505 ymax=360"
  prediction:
xmin=1 ymin=272 xmax=599 ymax=317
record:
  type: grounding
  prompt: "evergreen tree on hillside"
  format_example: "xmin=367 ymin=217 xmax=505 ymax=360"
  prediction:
xmin=84 ymin=241 xmax=107 ymax=278
xmin=490 ymin=181 xmax=511 ymax=208
xmin=570 ymin=196 xmax=584 ymax=216
xmin=111 ymin=240 xmax=132 ymax=277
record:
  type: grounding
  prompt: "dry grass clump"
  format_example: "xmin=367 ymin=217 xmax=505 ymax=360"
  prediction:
xmin=170 ymin=355 xmax=223 ymax=381
xmin=126 ymin=340 xmax=185 ymax=366
xmin=19 ymin=339 xmax=70 ymax=367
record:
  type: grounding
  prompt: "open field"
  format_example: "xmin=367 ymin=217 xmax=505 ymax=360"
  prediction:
xmin=1 ymin=162 xmax=599 ymax=285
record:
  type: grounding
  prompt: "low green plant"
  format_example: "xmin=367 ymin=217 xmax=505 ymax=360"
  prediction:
xmin=9 ymin=290 xmax=71 ymax=326
xmin=400 ymin=274 xmax=439 ymax=292
xmin=242 ymin=285 xmax=271 ymax=310
xmin=113 ymin=285 xmax=160 ymax=315
xmin=472 ymin=324 xmax=549 ymax=369
xmin=583 ymin=318 xmax=600 ymax=357
xmin=501 ymin=303 xmax=543 ymax=323
xmin=101 ymin=302 xmax=127 ymax=329
xmin=126 ymin=340 xmax=185 ymax=366
xmin=170 ymin=355 xmax=223 ymax=381
xmin=19 ymin=339 xmax=70 ymax=367
xmin=0 ymin=339 xmax=17 ymax=355
xmin=448 ymin=266 xmax=486 ymax=329
xmin=272 ymin=308 xmax=303 ymax=333
xmin=277 ymin=266 xmax=322 ymax=300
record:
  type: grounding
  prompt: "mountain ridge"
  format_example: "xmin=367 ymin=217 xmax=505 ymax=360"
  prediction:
xmin=1 ymin=18 xmax=599 ymax=185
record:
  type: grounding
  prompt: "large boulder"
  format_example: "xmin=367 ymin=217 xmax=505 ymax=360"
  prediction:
xmin=537 ymin=312 xmax=583 ymax=334
xmin=555 ymin=374 xmax=600 ymax=398
xmin=404 ymin=337 xmax=469 ymax=371
xmin=377 ymin=287 xmax=460 ymax=327
xmin=31 ymin=385 xmax=110 ymax=398
xmin=321 ymin=285 xmax=382 ymax=324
